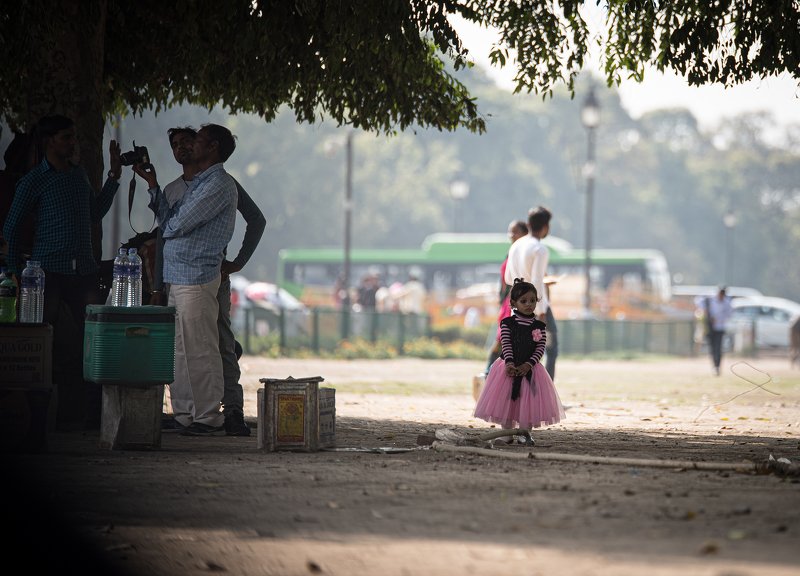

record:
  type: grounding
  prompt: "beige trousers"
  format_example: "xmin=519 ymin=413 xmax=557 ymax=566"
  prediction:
xmin=169 ymin=276 xmax=223 ymax=427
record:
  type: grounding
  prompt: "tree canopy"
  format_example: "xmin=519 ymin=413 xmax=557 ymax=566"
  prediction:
xmin=3 ymin=1 xmax=797 ymax=262
xmin=475 ymin=0 xmax=800 ymax=94
xmin=2 ymin=1 xmax=798 ymax=138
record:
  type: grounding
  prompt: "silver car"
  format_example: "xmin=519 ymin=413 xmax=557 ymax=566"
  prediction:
xmin=727 ymin=296 xmax=800 ymax=348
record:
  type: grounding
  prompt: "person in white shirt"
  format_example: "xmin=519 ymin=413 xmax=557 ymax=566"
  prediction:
xmin=504 ymin=206 xmax=558 ymax=379
xmin=398 ymin=274 xmax=426 ymax=314
xmin=701 ymin=286 xmax=733 ymax=375
xmin=504 ymin=207 xmax=551 ymax=319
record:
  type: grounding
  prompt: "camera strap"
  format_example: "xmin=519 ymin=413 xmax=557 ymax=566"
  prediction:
xmin=128 ymin=174 xmax=156 ymax=235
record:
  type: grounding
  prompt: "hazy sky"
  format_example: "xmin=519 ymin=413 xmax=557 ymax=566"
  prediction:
xmin=452 ymin=15 xmax=800 ymax=133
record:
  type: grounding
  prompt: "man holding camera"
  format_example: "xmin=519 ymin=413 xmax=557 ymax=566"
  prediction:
xmin=151 ymin=125 xmax=266 ymax=436
xmin=3 ymin=114 xmax=122 ymax=430
xmin=134 ymin=124 xmax=238 ymax=436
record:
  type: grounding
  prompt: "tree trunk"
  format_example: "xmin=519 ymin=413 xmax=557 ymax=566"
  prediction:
xmin=24 ymin=0 xmax=108 ymax=263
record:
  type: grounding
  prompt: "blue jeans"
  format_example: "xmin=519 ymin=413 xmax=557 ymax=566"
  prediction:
xmin=708 ymin=329 xmax=724 ymax=369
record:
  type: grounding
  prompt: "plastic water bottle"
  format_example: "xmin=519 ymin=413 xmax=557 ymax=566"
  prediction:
xmin=0 ymin=267 xmax=17 ymax=322
xmin=127 ymin=247 xmax=142 ymax=307
xmin=19 ymin=260 xmax=45 ymax=323
xmin=111 ymin=247 xmax=129 ymax=307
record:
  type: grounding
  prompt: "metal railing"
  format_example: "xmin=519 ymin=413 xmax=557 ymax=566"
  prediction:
xmin=557 ymin=318 xmax=696 ymax=356
xmin=237 ymin=306 xmax=432 ymax=354
xmin=235 ymin=306 xmax=700 ymax=358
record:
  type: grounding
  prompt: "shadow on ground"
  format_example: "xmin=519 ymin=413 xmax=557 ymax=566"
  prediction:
xmin=5 ymin=415 xmax=799 ymax=575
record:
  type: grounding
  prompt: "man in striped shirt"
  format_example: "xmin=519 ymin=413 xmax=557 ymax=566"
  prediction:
xmin=3 ymin=114 xmax=122 ymax=430
xmin=134 ymin=124 xmax=238 ymax=436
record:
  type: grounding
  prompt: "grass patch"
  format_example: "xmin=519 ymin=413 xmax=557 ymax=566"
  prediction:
xmin=325 ymin=380 xmax=467 ymax=396
xmin=249 ymin=337 xmax=487 ymax=361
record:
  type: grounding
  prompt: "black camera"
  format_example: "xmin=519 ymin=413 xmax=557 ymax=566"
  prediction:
xmin=119 ymin=141 xmax=150 ymax=166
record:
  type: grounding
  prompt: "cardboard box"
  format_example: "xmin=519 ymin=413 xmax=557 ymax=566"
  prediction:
xmin=472 ymin=372 xmax=485 ymax=402
xmin=319 ymin=387 xmax=336 ymax=448
xmin=257 ymin=376 xmax=335 ymax=452
xmin=0 ymin=324 xmax=53 ymax=390
xmin=0 ymin=324 xmax=53 ymax=452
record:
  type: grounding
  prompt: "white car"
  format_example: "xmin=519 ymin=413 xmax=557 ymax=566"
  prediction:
xmin=229 ymin=275 xmax=310 ymax=339
xmin=727 ymin=296 xmax=800 ymax=348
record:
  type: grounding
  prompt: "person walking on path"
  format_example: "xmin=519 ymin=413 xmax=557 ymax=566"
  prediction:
xmin=474 ymin=279 xmax=565 ymax=445
xmin=701 ymin=286 xmax=733 ymax=376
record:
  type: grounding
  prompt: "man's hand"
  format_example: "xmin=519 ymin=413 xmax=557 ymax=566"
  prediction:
xmin=221 ymin=260 xmax=243 ymax=277
xmin=132 ymin=161 xmax=158 ymax=189
xmin=109 ymin=140 xmax=121 ymax=180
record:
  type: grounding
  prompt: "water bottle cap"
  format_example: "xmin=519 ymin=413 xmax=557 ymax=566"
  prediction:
xmin=26 ymin=260 xmax=40 ymax=267
xmin=119 ymin=247 xmax=127 ymax=255
xmin=128 ymin=248 xmax=138 ymax=255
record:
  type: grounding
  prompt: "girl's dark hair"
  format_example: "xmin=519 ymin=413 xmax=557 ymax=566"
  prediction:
xmin=509 ymin=278 xmax=538 ymax=303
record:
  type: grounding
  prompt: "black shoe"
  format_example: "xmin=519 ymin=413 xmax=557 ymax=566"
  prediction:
xmin=224 ymin=411 xmax=251 ymax=437
xmin=180 ymin=422 xmax=225 ymax=436
xmin=161 ymin=415 xmax=187 ymax=433
xmin=520 ymin=431 xmax=535 ymax=447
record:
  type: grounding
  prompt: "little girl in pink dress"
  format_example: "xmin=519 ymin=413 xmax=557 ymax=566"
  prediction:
xmin=474 ymin=279 xmax=565 ymax=441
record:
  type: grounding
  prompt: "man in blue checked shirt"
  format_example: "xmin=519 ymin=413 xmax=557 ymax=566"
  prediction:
xmin=3 ymin=114 xmax=122 ymax=430
xmin=151 ymin=126 xmax=266 ymax=437
xmin=134 ymin=124 xmax=237 ymax=437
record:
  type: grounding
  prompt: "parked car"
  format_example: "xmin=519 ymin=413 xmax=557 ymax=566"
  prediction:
xmin=727 ymin=296 xmax=800 ymax=348
xmin=229 ymin=275 xmax=309 ymax=339
xmin=671 ymin=284 xmax=763 ymax=312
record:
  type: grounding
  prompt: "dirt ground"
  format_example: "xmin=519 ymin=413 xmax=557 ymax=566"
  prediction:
xmin=5 ymin=355 xmax=800 ymax=576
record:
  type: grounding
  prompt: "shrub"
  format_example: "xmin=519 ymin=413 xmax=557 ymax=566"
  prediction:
xmin=430 ymin=323 xmax=492 ymax=346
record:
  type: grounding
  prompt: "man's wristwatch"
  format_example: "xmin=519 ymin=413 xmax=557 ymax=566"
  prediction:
xmin=108 ymin=170 xmax=120 ymax=180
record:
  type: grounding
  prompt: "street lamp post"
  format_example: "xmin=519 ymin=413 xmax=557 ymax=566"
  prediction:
xmin=343 ymin=131 xmax=353 ymax=314
xmin=325 ymin=130 xmax=355 ymax=338
xmin=723 ymin=209 xmax=738 ymax=285
xmin=581 ymin=85 xmax=600 ymax=318
xmin=449 ymin=177 xmax=470 ymax=232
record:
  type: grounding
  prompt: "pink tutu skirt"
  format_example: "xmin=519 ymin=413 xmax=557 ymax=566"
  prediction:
xmin=474 ymin=358 xmax=565 ymax=429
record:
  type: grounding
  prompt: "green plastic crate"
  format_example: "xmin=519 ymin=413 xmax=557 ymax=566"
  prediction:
xmin=83 ymin=305 xmax=176 ymax=384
